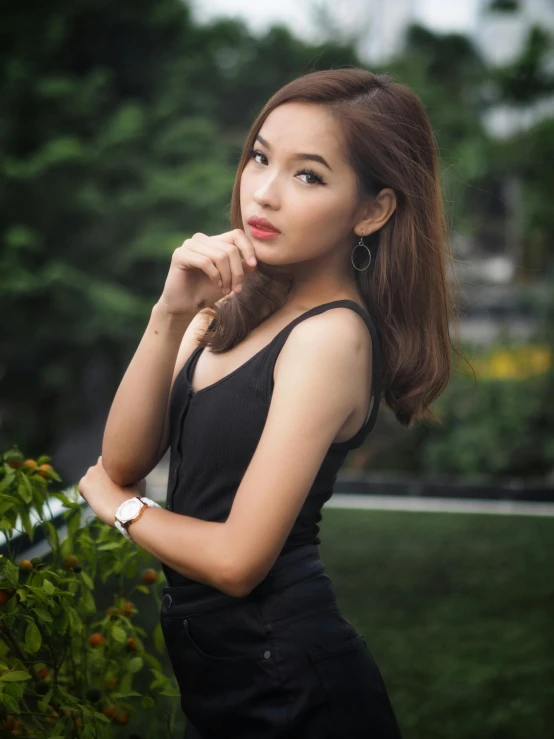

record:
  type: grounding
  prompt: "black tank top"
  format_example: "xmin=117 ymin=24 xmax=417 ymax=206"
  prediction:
xmin=162 ymin=299 xmax=382 ymax=587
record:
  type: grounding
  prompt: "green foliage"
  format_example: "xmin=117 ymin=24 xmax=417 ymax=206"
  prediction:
xmin=0 ymin=0 xmax=361 ymax=456
xmin=364 ymin=344 xmax=554 ymax=482
xmin=0 ymin=447 xmax=180 ymax=737
xmin=321 ymin=508 xmax=554 ymax=739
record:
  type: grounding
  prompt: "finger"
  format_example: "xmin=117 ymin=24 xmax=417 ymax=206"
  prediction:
xmin=190 ymin=242 xmax=233 ymax=294
xmin=220 ymin=229 xmax=258 ymax=268
xmin=211 ymin=238 xmax=245 ymax=293
xmin=174 ymin=246 xmax=223 ymax=289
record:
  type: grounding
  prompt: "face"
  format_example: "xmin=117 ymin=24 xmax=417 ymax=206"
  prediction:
xmin=239 ymin=102 xmax=364 ymax=271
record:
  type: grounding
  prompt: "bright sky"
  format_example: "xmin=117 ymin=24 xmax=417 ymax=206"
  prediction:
xmin=190 ymin=0 xmax=480 ymax=39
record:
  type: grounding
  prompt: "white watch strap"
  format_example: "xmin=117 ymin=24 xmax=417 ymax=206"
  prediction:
xmin=115 ymin=496 xmax=162 ymax=541
xmin=115 ymin=518 xmax=132 ymax=541
xmin=140 ymin=496 xmax=162 ymax=509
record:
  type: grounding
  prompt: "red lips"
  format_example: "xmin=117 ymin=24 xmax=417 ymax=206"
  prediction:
xmin=247 ymin=216 xmax=280 ymax=233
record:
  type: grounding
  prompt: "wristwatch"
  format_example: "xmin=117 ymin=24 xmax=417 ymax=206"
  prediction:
xmin=114 ymin=496 xmax=161 ymax=541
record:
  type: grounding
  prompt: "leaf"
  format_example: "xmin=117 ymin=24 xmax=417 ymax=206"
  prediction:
xmin=158 ymin=686 xmax=181 ymax=697
xmin=17 ymin=481 xmax=32 ymax=504
xmin=135 ymin=584 xmax=149 ymax=594
xmin=111 ymin=625 xmax=126 ymax=643
xmin=127 ymin=656 xmax=143 ymax=673
xmin=42 ymin=578 xmax=55 ymax=595
xmin=19 ymin=472 xmax=33 ymax=497
xmin=118 ymin=672 xmax=133 ymax=694
xmin=97 ymin=542 xmax=121 ymax=551
xmin=78 ymin=588 xmax=96 ymax=615
xmin=33 ymin=606 xmax=53 ymax=624
xmin=80 ymin=571 xmax=94 ymax=590
xmin=25 ymin=621 xmax=42 ymax=653
xmin=0 ymin=473 xmax=14 ymax=494
xmin=0 ymin=671 xmax=32 ymax=682
xmin=141 ymin=695 xmax=156 ymax=709
xmin=0 ymin=495 xmax=17 ymax=514
xmin=20 ymin=507 xmax=35 ymax=541
xmin=43 ymin=521 xmax=59 ymax=551
xmin=0 ymin=693 xmax=20 ymax=713
xmin=32 ymin=607 xmax=53 ymax=623
xmin=51 ymin=491 xmax=79 ymax=509
xmin=67 ymin=509 xmax=82 ymax=537
xmin=153 ymin=621 xmax=165 ymax=655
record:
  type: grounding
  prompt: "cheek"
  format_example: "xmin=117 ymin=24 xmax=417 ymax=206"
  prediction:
xmin=290 ymin=196 xmax=351 ymax=239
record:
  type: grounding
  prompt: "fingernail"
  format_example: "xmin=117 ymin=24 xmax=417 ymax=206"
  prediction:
xmin=248 ymin=258 xmax=256 ymax=266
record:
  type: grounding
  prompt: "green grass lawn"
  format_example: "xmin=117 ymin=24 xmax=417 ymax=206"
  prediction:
xmin=319 ymin=509 xmax=554 ymax=739
xmin=125 ymin=508 xmax=554 ymax=738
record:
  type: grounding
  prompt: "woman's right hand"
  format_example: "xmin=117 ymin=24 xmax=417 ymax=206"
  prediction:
xmin=156 ymin=229 xmax=258 ymax=317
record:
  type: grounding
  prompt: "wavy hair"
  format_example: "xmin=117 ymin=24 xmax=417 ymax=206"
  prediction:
xmin=198 ymin=67 xmax=464 ymax=428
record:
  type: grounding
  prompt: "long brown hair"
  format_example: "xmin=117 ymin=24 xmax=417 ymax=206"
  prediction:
xmin=199 ymin=67 xmax=463 ymax=428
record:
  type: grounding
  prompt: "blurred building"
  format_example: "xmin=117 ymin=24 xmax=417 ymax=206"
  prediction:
xmin=474 ymin=0 xmax=554 ymax=66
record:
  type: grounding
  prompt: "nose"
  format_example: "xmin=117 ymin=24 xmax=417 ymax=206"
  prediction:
xmin=252 ymin=170 xmax=280 ymax=209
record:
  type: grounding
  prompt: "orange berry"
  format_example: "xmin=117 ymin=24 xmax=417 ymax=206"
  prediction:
xmin=107 ymin=677 xmax=118 ymax=690
xmin=5 ymin=451 xmax=24 ymax=469
xmin=37 ymin=463 xmax=53 ymax=479
xmin=36 ymin=666 xmax=49 ymax=679
xmin=141 ymin=568 xmax=158 ymax=585
xmin=103 ymin=705 xmax=117 ymax=719
xmin=19 ymin=559 xmax=33 ymax=571
xmin=126 ymin=637 xmax=137 ymax=652
xmin=44 ymin=707 xmax=60 ymax=723
xmin=120 ymin=601 xmax=135 ymax=616
xmin=23 ymin=459 xmax=37 ymax=469
xmin=88 ymin=632 xmax=106 ymax=648
xmin=0 ymin=589 xmax=15 ymax=606
xmin=113 ymin=708 xmax=130 ymax=725
xmin=63 ymin=555 xmax=80 ymax=570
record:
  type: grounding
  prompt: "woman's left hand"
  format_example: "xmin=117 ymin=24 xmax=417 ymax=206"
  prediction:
xmin=77 ymin=456 xmax=146 ymax=528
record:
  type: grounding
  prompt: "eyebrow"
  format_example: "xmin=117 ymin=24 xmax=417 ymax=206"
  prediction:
xmin=255 ymin=134 xmax=333 ymax=172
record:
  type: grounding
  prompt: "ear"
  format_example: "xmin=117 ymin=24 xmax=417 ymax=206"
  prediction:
xmin=354 ymin=188 xmax=396 ymax=236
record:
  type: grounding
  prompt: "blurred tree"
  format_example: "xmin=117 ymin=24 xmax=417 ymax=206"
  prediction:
xmin=0 ymin=0 xmax=236 ymax=454
xmin=0 ymin=0 xmax=360 ymax=457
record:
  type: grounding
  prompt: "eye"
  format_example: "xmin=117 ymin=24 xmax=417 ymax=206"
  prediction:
xmin=248 ymin=149 xmax=326 ymax=186
xmin=295 ymin=168 xmax=325 ymax=186
xmin=250 ymin=149 xmax=267 ymax=166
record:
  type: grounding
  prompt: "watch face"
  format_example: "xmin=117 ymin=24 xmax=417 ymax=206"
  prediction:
xmin=118 ymin=498 xmax=142 ymax=520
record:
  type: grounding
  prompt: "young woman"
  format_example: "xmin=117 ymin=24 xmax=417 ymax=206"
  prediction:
xmin=79 ymin=67 xmax=457 ymax=738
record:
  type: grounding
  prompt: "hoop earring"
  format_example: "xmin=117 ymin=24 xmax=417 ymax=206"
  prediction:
xmin=351 ymin=233 xmax=372 ymax=272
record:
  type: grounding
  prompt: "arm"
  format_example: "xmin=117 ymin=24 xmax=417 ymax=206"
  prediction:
xmin=102 ymin=303 xmax=211 ymax=487
xmin=126 ymin=309 xmax=368 ymax=597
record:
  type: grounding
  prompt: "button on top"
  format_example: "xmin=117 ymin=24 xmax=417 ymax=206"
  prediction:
xmin=264 ymin=650 xmax=271 ymax=659
xmin=162 ymin=593 xmax=173 ymax=611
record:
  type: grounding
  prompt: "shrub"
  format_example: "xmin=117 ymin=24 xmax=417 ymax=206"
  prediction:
xmin=0 ymin=446 xmax=179 ymax=738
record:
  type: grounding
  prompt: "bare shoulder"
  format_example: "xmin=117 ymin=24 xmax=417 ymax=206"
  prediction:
xmin=275 ymin=306 xmax=372 ymax=380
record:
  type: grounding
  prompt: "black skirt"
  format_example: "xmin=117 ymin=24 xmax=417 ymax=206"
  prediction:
xmin=160 ymin=544 xmax=402 ymax=739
